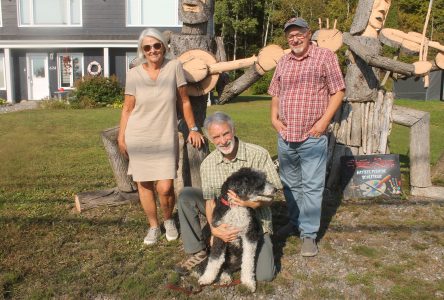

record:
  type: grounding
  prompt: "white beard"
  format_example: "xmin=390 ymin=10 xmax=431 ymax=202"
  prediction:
xmin=216 ymin=138 xmax=235 ymax=155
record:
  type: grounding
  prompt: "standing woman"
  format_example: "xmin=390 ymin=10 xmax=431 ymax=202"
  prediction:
xmin=118 ymin=28 xmax=204 ymax=245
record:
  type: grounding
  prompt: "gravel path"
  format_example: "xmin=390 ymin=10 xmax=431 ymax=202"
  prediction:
xmin=0 ymin=100 xmax=40 ymax=114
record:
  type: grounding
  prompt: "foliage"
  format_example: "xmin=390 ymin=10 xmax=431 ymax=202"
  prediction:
xmin=251 ymin=71 xmax=273 ymax=95
xmin=214 ymin=0 xmax=444 ymax=74
xmin=39 ymin=99 xmax=72 ymax=109
xmin=0 ymin=98 xmax=7 ymax=105
xmin=214 ymin=0 xmax=265 ymax=59
xmin=70 ymin=75 xmax=124 ymax=108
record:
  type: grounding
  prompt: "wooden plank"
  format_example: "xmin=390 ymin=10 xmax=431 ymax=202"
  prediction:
xmin=366 ymin=101 xmax=374 ymax=154
xmin=378 ymin=92 xmax=394 ymax=154
xmin=101 ymin=126 xmax=137 ymax=193
xmin=350 ymin=102 xmax=362 ymax=146
xmin=392 ymin=105 xmax=428 ymax=126
xmin=75 ymin=188 xmax=139 ymax=213
xmin=410 ymin=112 xmax=432 ymax=187
xmin=411 ymin=186 xmax=444 ymax=199
xmin=371 ymin=91 xmax=384 ymax=153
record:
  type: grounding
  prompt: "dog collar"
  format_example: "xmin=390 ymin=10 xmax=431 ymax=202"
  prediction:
xmin=220 ymin=197 xmax=230 ymax=206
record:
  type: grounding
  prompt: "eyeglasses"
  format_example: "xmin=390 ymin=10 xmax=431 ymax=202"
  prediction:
xmin=287 ymin=32 xmax=308 ymax=40
xmin=143 ymin=42 xmax=162 ymax=52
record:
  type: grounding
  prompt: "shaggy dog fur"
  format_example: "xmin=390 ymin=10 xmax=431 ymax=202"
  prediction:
xmin=197 ymin=167 xmax=276 ymax=292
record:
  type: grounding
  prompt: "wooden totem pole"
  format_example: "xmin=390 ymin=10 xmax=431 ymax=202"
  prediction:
xmin=326 ymin=0 xmax=444 ymax=198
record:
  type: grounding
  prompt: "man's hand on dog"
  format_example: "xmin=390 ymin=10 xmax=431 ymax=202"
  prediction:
xmin=211 ymin=224 xmax=240 ymax=243
xmin=227 ymin=190 xmax=272 ymax=209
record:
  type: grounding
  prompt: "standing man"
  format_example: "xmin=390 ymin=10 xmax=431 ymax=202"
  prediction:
xmin=268 ymin=17 xmax=345 ymax=257
xmin=174 ymin=112 xmax=282 ymax=281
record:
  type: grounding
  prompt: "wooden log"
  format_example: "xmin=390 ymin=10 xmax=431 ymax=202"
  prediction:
xmin=350 ymin=102 xmax=362 ymax=146
xmin=101 ymin=127 xmax=137 ymax=193
xmin=392 ymin=105 xmax=432 ymax=188
xmin=391 ymin=104 xmax=428 ymax=127
xmin=380 ymin=55 xmax=398 ymax=87
xmin=411 ymin=186 xmax=444 ymax=199
xmin=257 ymin=45 xmax=286 ymax=72
xmin=378 ymin=92 xmax=394 ymax=154
xmin=344 ymin=37 xmax=380 ymax=102
xmin=336 ymin=102 xmax=351 ymax=144
xmin=218 ymin=65 xmax=262 ymax=104
xmin=371 ymin=90 xmax=384 ymax=153
xmin=174 ymin=133 xmax=185 ymax=197
xmin=75 ymin=188 xmax=139 ymax=213
xmin=345 ymin=107 xmax=353 ymax=145
xmin=366 ymin=101 xmax=375 ymax=154
xmin=332 ymin=108 xmax=342 ymax=137
xmin=362 ymin=101 xmax=369 ymax=153
xmin=410 ymin=111 xmax=432 ymax=187
xmin=380 ymin=28 xmax=444 ymax=53
xmin=317 ymin=29 xmax=343 ymax=52
xmin=343 ymin=33 xmax=418 ymax=76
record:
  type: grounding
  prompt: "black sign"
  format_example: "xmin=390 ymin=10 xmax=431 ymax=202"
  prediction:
xmin=341 ymin=154 xmax=402 ymax=200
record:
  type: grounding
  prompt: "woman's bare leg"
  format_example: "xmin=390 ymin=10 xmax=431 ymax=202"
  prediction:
xmin=156 ymin=179 xmax=175 ymax=220
xmin=137 ymin=181 xmax=159 ymax=228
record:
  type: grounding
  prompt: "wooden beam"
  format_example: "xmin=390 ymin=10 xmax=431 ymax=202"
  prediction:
xmin=392 ymin=105 xmax=432 ymax=189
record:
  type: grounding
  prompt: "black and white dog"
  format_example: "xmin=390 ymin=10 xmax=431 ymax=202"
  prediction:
xmin=198 ymin=167 xmax=276 ymax=292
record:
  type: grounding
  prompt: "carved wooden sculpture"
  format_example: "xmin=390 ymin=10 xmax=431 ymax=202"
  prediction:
xmin=326 ymin=0 xmax=444 ymax=198
xmin=75 ymin=0 xmax=218 ymax=211
xmin=75 ymin=0 xmax=444 ymax=211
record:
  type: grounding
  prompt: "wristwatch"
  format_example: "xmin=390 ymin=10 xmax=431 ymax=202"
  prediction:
xmin=189 ymin=126 xmax=199 ymax=132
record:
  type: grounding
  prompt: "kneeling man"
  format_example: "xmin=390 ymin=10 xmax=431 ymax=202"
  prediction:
xmin=175 ymin=112 xmax=282 ymax=281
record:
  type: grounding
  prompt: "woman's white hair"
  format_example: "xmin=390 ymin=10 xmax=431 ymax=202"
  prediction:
xmin=133 ymin=28 xmax=171 ymax=66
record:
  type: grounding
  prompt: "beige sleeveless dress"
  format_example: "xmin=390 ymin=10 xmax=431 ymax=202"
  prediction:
xmin=124 ymin=58 xmax=187 ymax=182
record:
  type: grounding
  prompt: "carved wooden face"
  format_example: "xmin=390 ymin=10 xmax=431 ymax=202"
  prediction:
xmin=363 ymin=0 xmax=391 ymax=38
xmin=179 ymin=0 xmax=210 ymax=24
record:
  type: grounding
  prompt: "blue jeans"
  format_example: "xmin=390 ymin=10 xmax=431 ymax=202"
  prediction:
xmin=278 ymin=135 xmax=327 ymax=239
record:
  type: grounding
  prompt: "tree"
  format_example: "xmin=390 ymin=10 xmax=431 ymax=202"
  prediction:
xmin=214 ymin=0 xmax=263 ymax=60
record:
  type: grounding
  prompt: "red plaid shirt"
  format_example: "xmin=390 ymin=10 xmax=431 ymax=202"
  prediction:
xmin=268 ymin=44 xmax=345 ymax=142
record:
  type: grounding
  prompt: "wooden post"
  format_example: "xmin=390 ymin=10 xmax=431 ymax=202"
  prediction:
xmin=391 ymin=105 xmax=444 ymax=198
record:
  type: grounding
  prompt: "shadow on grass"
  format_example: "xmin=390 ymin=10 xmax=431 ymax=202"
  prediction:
xmin=0 ymin=215 xmax=143 ymax=228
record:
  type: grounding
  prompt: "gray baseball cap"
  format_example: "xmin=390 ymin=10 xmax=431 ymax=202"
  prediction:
xmin=284 ymin=17 xmax=309 ymax=32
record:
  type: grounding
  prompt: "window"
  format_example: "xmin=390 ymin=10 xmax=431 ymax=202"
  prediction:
xmin=57 ymin=53 xmax=83 ymax=89
xmin=126 ymin=52 xmax=137 ymax=70
xmin=127 ymin=0 xmax=179 ymax=26
xmin=19 ymin=0 xmax=81 ymax=26
xmin=0 ymin=54 xmax=5 ymax=89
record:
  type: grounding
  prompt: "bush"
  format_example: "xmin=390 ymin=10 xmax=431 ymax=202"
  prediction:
xmin=70 ymin=75 xmax=123 ymax=108
xmin=40 ymin=99 xmax=71 ymax=109
xmin=250 ymin=71 xmax=273 ymax=95
xmin=0 ymin=98 xmax=7 ymax=106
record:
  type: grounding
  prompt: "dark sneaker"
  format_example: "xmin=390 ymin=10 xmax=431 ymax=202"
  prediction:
xmin=174 ymin=249 xmax=208 ymax=275
xmin=276 ymin=222 xmax=298 ymax=238
xmin=301 ymin=237 xmax=318 ymax=257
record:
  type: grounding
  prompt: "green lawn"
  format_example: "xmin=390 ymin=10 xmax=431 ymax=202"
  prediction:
xmin=0 ymin=98 xmax=443 ymax=298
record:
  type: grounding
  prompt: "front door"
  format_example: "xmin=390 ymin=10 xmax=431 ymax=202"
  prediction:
xmin=27 ymin=53 xmax=50 ymax=100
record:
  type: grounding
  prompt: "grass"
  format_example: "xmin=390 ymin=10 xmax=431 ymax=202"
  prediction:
xmin=0 ymin=98 xmax=444 ymax=298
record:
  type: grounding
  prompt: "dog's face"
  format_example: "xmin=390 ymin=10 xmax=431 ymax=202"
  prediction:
xmin=221 ymin=168 xmax=276 ymax=202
